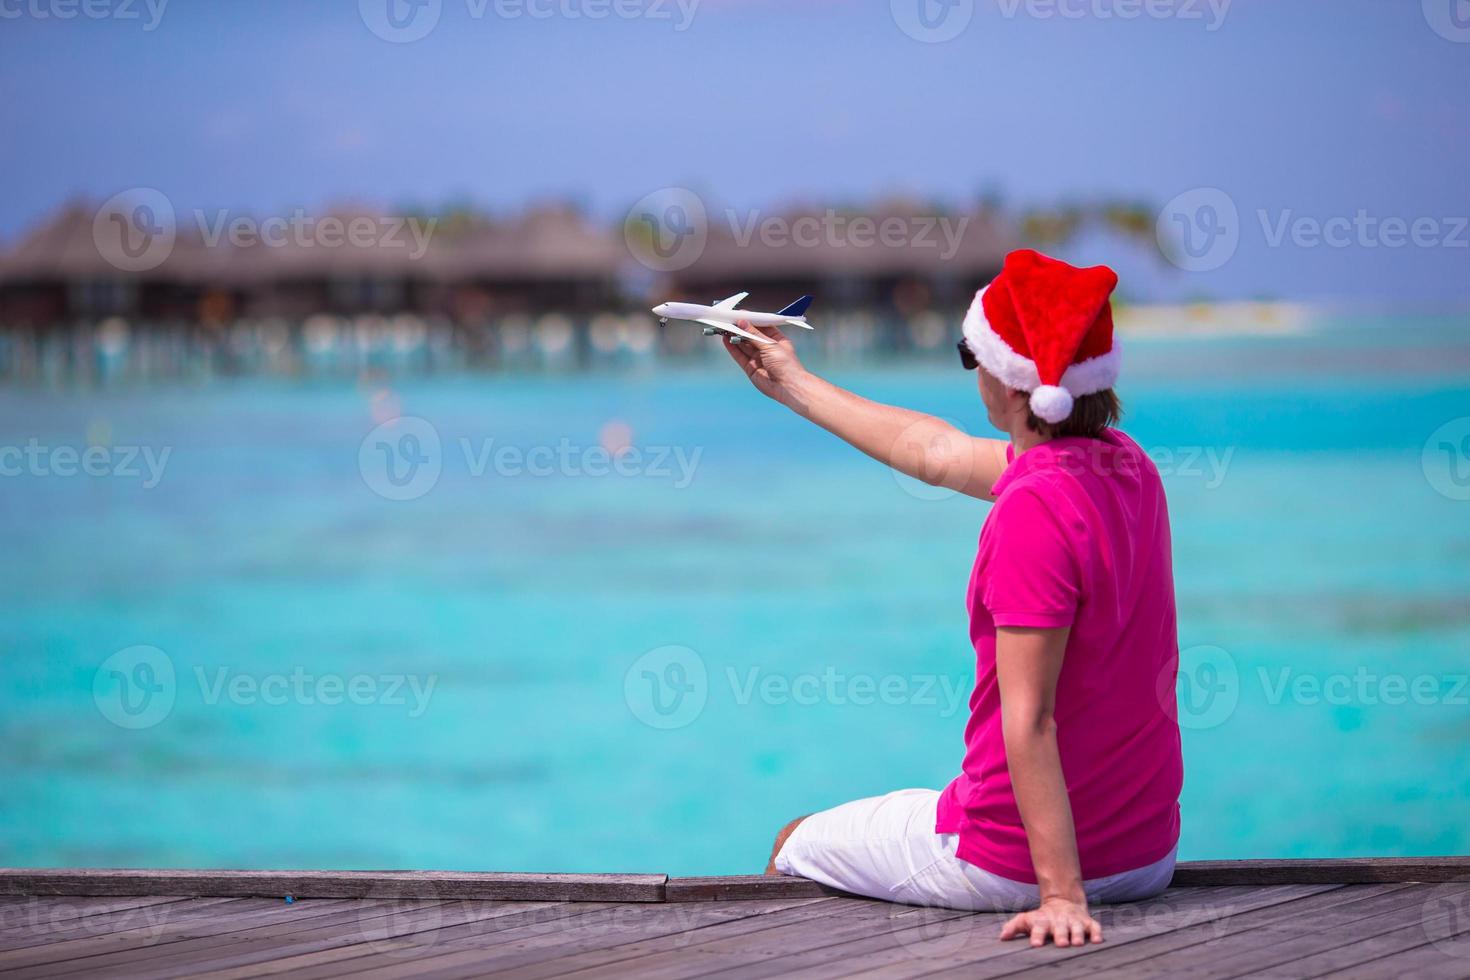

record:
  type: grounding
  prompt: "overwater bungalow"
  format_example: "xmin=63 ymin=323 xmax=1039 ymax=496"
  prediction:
xmin=0 ymin=198 xmax=1017 ymax=377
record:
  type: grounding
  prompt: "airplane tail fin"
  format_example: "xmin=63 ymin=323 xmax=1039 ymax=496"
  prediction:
xmin=776 ymin=295 xmax=813 ymax=318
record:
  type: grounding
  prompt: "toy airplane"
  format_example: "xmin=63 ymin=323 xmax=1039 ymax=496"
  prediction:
xmin=652 ymin=293 xmax=814 ymax=345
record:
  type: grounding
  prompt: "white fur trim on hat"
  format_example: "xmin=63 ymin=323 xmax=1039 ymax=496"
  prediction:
xmin=1029 ymin=385 xmax=1074 ymax=424
xmin=963 ymin=286 xmax=1040 ymax=389
xmin=961 ymin=286 xmax=1122 ymax=403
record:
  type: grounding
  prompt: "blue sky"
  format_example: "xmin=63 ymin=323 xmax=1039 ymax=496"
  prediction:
xmin=1 ymin=0 xmax=1466 ymax=303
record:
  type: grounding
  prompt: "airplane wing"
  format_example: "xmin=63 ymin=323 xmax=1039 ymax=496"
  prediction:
xmin=711 ymin=292 xmax=748 ymax=311
xmin=696 ymin=318 xmax=773 ymax=345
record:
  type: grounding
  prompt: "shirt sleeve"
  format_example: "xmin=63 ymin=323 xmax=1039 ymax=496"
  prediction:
xmin=977 ymin=486 xmax=1081 ymax=629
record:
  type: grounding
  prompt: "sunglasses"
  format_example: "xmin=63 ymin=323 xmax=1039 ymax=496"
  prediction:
xmin=957 ymin=340 xmax=978 ymax=371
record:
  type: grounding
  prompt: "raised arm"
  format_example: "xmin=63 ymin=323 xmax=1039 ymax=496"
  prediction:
xmin=722 ymin=324 xmax=1008 ymax=500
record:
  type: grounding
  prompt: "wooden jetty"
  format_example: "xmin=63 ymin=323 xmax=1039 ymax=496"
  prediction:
xmin=1 ymin=859 xmax=1467 ymax=978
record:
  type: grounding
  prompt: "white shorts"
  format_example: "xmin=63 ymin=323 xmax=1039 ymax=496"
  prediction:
xmin=773 ymin=788 xmax=1176 ymax=912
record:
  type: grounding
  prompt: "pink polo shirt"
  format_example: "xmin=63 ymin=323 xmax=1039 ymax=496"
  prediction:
xmin=935 ymin=428 xmax=1183 ymax=884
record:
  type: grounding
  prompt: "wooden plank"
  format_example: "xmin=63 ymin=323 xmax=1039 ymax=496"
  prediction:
xmin=668 ymin=903 xmax=995 ymax=980
xmin=538 ymin=896 xmax=972 ymax=980
xmin=239 ymin=901 xmax=633 ymax=980
xmin=982 ymin=883 xmax=1425 ymax=979
xmin=332 ymin=900 xmax=877 ymax=980
xmin=0 ymin=897 xmax=193 ymax=934
xmin=665 ymin=875 xmax=846 ymax=902
xmin=0 ymin=870 xmax=667 ymax=903
xmin=1146 ymin=882 xmax=1462 ymax=978
xmin=1224 ymin=886 xmax=1470 ymax=979
xmin=1171 ymin=857 xmax=1470 ymax=886
xmin=369 ymin=899 xmax=854 ymax=980
xmin=1 ymin=863 xmax=1467 ymax=980
xmin=0 ymin=898 xmax=307 ymax=971
xmin=0 ymin=901 xmax=371 ymax=979
xmin=0 ymin=898 xmax=242 ymax=953
xmin=847 ymin=885 xmax=1342 ymax=979
xmin=1246 ymin=922 xmax=1467 ymax=978
xmin=16 ymin=900 xmax=443 ymax=979
xmin=834 ymin=887 xmax=1278 ymax=980
xmin=496 ymin=899 xmax=844 ymax=980
xmin=47 ymin=900 xmax=553 ymax=980
xmin=2 ymin=860 xmax=1465 ymax=905
xmin=1316 ymin=937 xmax=1470 ymax=980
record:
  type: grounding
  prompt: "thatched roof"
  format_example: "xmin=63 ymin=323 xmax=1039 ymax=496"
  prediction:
xmin=675 ymin=198 xmax=1012 ymax=281
xmin=0 ymin=198 xmax=1012 ymax=289
xmin=0 ymin=200 xmax=270 ymax=284
xmin=0 ymin=201 xmax=114 ymax=280
xmin=424 ymin=205 xmax=623 ymax=281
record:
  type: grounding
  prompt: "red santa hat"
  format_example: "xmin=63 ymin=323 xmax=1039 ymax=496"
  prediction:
xmin=961 ymin=249 xmax=1121 ymax=424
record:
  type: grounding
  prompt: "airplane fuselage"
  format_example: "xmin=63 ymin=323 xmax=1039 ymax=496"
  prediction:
xmin=651 ymin=302 xmax=801 ymax=329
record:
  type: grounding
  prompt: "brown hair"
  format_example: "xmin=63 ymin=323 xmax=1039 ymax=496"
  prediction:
xmin=1026 ymin=389 xmax=1123 ymax=439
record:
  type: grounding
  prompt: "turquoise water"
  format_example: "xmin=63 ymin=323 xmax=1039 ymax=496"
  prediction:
xmin=3 ymin=316 xmax=1469 ymax=875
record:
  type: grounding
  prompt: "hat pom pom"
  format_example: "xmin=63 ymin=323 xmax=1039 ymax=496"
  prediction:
xmin=1029 ymin=384 xmax=1074 ymax=424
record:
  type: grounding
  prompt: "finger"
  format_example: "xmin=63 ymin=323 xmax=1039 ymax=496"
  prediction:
xmin=999 ymin=913 xmax=1028 ymax=940
xmin=723 ymin=335 xmax=755 ymax=372
xmin=1030 ymin=921 xmax=1047 ymax=948
xmin=1070 ymin=920 xmax=1087 ymax=947
xmin=740 ymin=321 xmax=788 ymax=345
xmin=1089 ymin=919 xmax=1104 ymax=944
